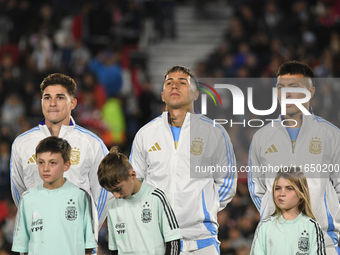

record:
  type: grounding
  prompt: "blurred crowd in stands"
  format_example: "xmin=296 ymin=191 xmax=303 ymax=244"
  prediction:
xmin=0 ymin=0 xmax=339 ymax=254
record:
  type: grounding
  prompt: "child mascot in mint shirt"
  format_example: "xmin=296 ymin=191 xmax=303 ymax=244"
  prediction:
xmin=12 ymin=136 xmax=97 ymax=255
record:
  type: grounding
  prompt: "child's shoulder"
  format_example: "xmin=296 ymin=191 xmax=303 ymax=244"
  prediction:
xmin=64 ymin=179 xmax=87 ymax=192
xmin=142 ymin=181 xmax=169 ymax=202
xmin=297 ymin=215 xmax=324 ymax=237
xmin=67 ymin=181 xmax=86 ymax=193
xmin=260 ymin=215 xmax=274 ymax=226
xmin=262 ymin=215 xmax=275 ymax=222
xmin=149 ymin=187 xmax=167 ymax=200
xmin=298 ymin=214 xmax=317 ymax=224
xmin=255 ymin=215 xmax=276 ymax=232
xmin=21 ymin=186 xmax=40 ymax=200
xmin=300 ymin=215 xmax=320 ymax=227
xmin=60 ymin=180 xmax=91 ymax=202
xmin=138 ymin=179 xmax=167 ymax=200
xmin=143 ymin=181 xmax=159 ymax=192
xmin=300 ymin=214 xmax=313 ymax=220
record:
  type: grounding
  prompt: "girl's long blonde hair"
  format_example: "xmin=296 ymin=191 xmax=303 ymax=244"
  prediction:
xmin=272 ymin=167 xmax=316 ymax=219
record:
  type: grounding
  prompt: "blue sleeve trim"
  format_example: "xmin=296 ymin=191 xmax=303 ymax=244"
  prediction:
xmin=74 ymin=126 xmax=108 ymax=221
xmin=324 ymin=191 xmax=339 ymax=246
xmin=335 ymin=246 xmax=340 ymax=255
xmin=314 ymin=116 xmax=340 ymax=132
xmin=201 ymin=191 xmax=217 ymax=236
xmin=97 ymin=188 xmax=108 ymax=220
xmin=11 ymin=171 xmax=21 ymax=205
xmin=247 ymin=143 xmax=262 ymax=211
xmin=129 ymin=140 xmax=135 ymax=164
xmin=260 ymin=195 xmax=269 ymax=220
xmin=74 ymin=126 xmax=108 ymax=156
xmin=218 ymin=125 xmax=235 ymax=202
xmin=17 ymin=127 xmax=40 ymax=138
xmin=199 ymin=117 xmax=235 ymax=202
xmin=197 ymin=237 xmax=219 ymax=250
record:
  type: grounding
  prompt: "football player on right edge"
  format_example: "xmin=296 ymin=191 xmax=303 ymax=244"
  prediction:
xmin=248 ymin=61 xmax=340 ymax=254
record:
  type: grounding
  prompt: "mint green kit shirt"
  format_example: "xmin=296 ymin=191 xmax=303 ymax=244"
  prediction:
xmin=107 ymin=180 xmax=182 ymax=255
xmin=250 ymin=213 xmax=326 ymax=255
xmin=12 ymin=179 xmax=97 ymax=254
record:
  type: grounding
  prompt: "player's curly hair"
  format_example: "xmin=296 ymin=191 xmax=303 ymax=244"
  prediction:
xmin=272 ymin=167 xmax=316 ymax=219
xmin=97 ymin=146 xmax=132 ymax=189
xmin=40 ymin=73 xmax=77 ymax=98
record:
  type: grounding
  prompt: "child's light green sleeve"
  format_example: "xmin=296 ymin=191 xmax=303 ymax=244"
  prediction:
xmin=308 ymin=219 xmax=326 ymax=255
xmin=250 ymin=220 xmax=267 ymax=255
xmin=155 ymin=189 xmax=182 ymax=243
xmin=107 ymin=207 xmax=118 ymax=252
xmin=12 ymin=197 xmax=29 ymax=253
xmin=83 ymin=193 xmax=97 ymax=249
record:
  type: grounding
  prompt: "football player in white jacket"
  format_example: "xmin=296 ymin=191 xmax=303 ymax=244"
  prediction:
xmin=130 ymin=65 xmax=237 ymax=255
xmin=248 ymin=61 xmax=340 ymax=255
xmin=10 ymin=73 xmax=112 ymax=254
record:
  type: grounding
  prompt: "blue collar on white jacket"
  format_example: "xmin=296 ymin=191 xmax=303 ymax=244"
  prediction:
xmin=39 ymin=117 xmax=75 ymax=126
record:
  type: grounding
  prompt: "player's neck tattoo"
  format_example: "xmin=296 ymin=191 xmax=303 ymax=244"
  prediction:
xmin=168 ymin=108 xmax=192 ymax=127
xmin=168 ymin=112 xmax=178 ymax=126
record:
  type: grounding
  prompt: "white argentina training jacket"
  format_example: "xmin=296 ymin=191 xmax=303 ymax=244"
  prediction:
xmin=130 ymin=112 xmax=237 ymax=248
xmin=248 ymin=114 xmax=340 ymax=247
xmin=10 ymin=117 xmax=111 ymax=229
